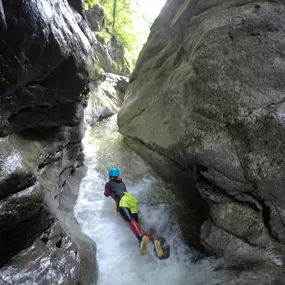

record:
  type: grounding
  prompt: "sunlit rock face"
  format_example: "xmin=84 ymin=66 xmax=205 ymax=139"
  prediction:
xmin=0 ymin=0 xmax=97 ymax=283
xmin=118 ymin=0 xmax=285 ymax=259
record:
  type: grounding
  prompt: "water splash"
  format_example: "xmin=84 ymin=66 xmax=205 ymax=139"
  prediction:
xmin=74 ymin=115 xmax=232 ymax=285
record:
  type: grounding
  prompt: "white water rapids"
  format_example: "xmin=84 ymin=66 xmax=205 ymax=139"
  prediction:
xmin=74 ymin=115 xmax=235 ymax=285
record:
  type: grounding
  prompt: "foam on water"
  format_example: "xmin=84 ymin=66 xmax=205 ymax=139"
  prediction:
xmin=74 ymin=115 xmax=232 ymax=285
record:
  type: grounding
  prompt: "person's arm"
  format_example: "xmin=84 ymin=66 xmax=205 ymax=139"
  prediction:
xmin=104 ymin=182 xmax=110 ymax=197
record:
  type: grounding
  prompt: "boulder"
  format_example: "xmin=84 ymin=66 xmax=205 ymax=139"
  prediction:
xmin=85 ymin=73 xmax=129 ymax=125
xmin=0 ymin=234 xmax=79 ymax=285
xmin=118 ymin=0 xmax=285 ymax=258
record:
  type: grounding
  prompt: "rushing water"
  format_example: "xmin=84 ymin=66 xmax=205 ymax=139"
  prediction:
xmin=74 ymin=115 xmax=234 ymax=285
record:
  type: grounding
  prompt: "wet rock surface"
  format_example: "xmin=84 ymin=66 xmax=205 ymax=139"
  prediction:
xmin=0 ymin=223 xmax=80 ymax=285
xmin=0 ymin=0 xmax=94 ymax=136
xmin=0 ymin=0 xmax=97 ymax=284
xmin=0 ymin=124 xmax=98 ymax=284
xmin=0 ymin=213 xmax=97 ymax=285
xmin=0 ymin=138 xmax=36 ymax=200
xmin=85 ymin=73 xmax=129 ymax=125
xmin=118 ymin=0 xmax=285 ymax=261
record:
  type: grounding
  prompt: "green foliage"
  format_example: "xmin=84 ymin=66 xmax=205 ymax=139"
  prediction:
xmin=83 ymin=0 xmax=97 ymax=10
xmin=84 ymin=0 xmax=150 ymax=69
xmin=94 ymin=31 xmax=112 ymax=44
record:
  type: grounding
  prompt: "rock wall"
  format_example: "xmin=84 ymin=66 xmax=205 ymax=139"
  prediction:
xmin=85 ymin=73 xmax=128 ymax=126
xmin=118 ymin=0 xmax=285 ymax=261
xmin=0 ymin=0 xmax=97 ymax=284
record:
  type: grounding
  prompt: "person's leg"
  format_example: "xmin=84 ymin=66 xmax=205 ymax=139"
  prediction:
xmin=119 ymin=193 xmax=151 ymax=255
xmin=132 ymin=213 xmax=139 ymax=224
xmin=119 ymin=194 xmax=142 ymax=237
xmin=119 ymin=207 xmax=149 ymax=255
xmin=132 ymin=213 xmax=152 ymax=241
xmin=118 ymin=206 xmax=132 ymax=223
xmin=129 ymin=195 xmax=151 ymax=241
xmin=131 ymin=211 xmax=163 ymax=257
xmin=119 ymin=207 xmax=143 ymax=238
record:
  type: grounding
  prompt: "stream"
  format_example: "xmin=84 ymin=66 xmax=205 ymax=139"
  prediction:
xmin=74 ymin=115 xmax=234 ymax=285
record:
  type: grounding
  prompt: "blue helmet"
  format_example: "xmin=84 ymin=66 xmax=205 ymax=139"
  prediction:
xmin=108 ymin=167 xmax=120 ymax=178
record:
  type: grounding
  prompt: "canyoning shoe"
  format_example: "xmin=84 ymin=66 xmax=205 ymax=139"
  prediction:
xmin=154 ymin=240 xmax=163 ymax=258
xmin=139 ymin=235 xmax=149 ymax=256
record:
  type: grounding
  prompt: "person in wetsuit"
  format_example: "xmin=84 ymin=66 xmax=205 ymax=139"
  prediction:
xmin=104 ymin=167 xmax=163 ymax=257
